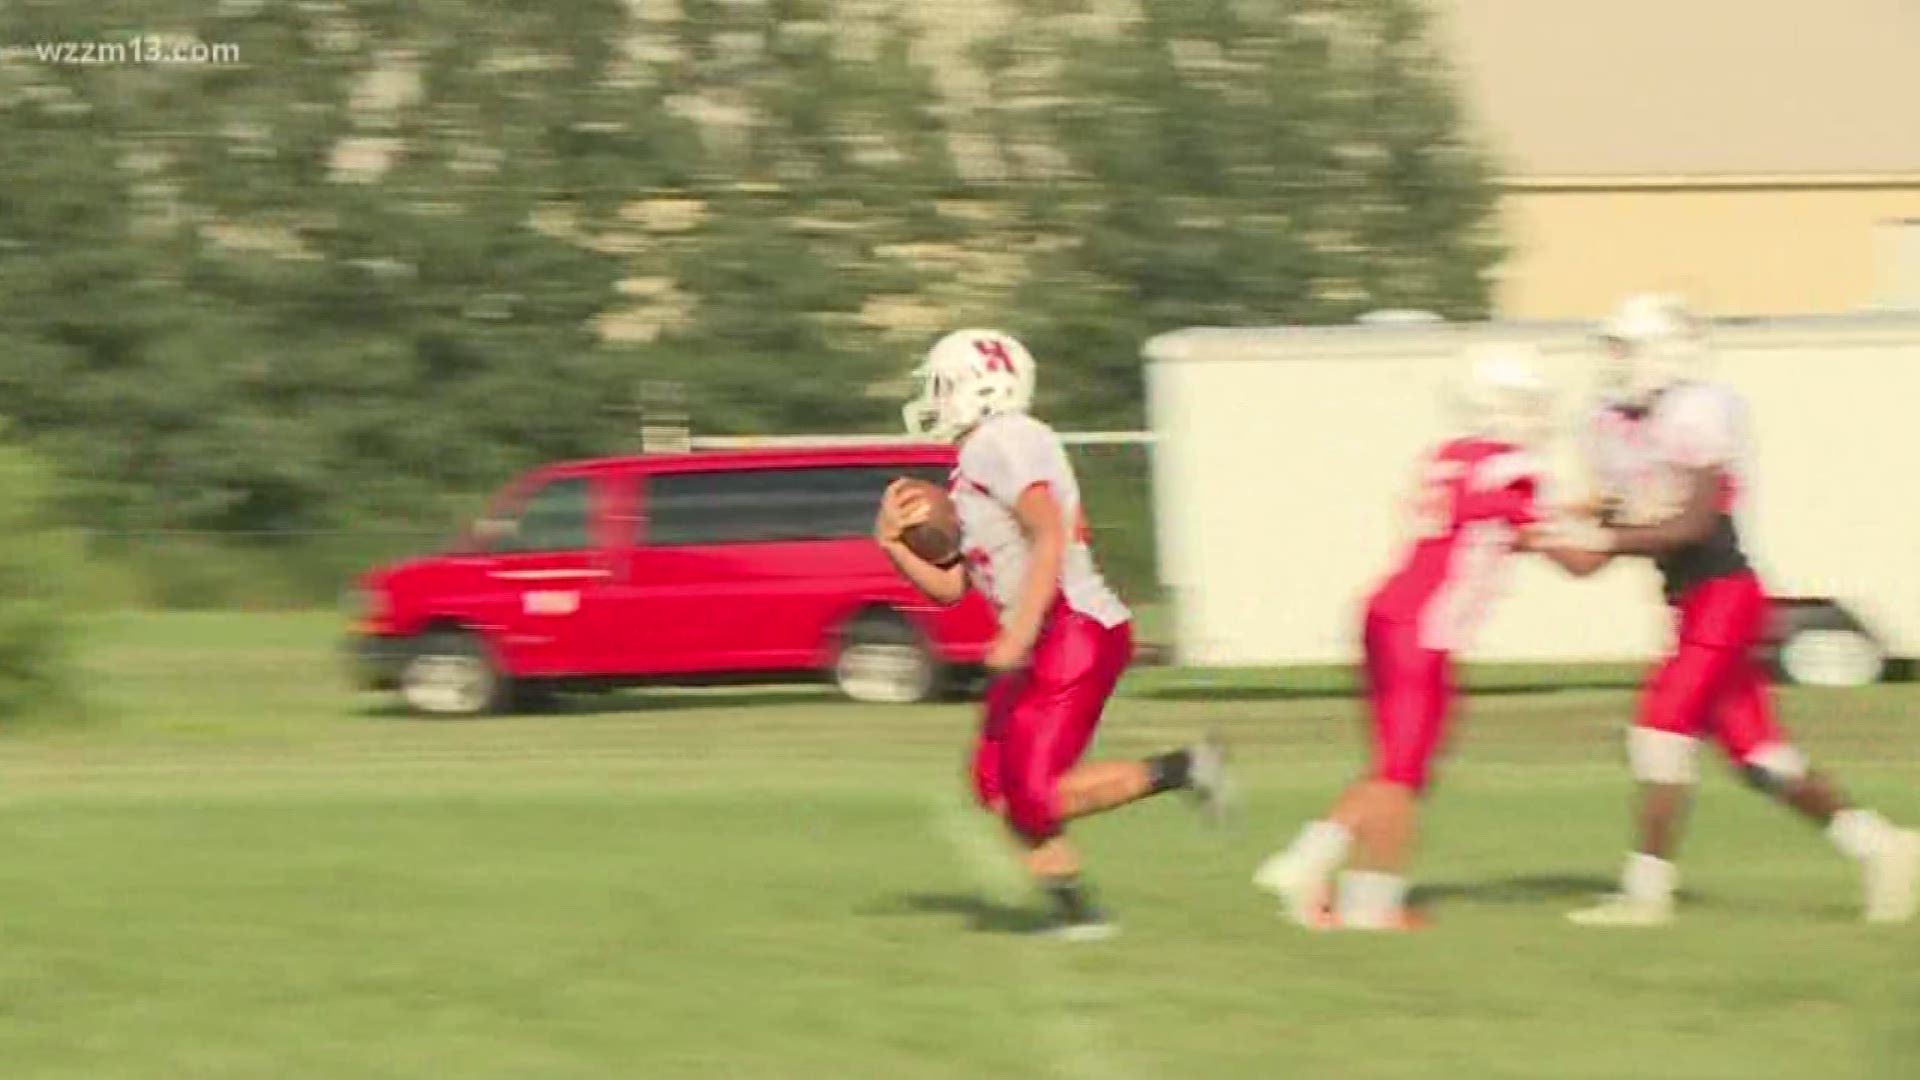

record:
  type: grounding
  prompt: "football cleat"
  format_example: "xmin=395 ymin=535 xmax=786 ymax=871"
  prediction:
xmin=1567 ymin=893 xmax=1674 ymax=927
xmin=1186 ymin=734 xmax=1236 ymax=826
xmin=1303 ymin=901 xmax=1429 ymax=933
xmin=1254 ymin=852 xmax=1335 ymax=927
xmin=1040 ymin=916 xmax=1120 ymax=943
xmin=1864 ymin=827 xmax=1920 ymax=924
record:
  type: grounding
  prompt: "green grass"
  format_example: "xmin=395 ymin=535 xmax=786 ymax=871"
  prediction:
xmin=2 ymin=613 xmax=1917 ymax=1078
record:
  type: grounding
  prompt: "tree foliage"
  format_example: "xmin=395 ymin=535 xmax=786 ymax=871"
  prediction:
xmin=0 ymin=437 xmax=83 ymax=719
xmin=986 ymin=0 xmax=1503 ymax=426
xmin=0 ymin=0 xmax=1501 ymax=591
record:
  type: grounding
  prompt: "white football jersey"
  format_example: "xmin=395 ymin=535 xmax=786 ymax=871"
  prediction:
xmin=1586 ymin=382 xmax=1748 ymax=526
xmin=951 ymin=412 xmax=1130 ymax=628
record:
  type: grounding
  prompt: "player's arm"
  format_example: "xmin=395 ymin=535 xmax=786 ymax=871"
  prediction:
xmin=1503 ymin=471 xmax=1614 ymax=578
xmin=1529 ymin=535 xmax=1614 ymax=577
xmin=991 ymin=481 xmax=1067 ymax=671
xmin=1529 ymin=466 xmax=1718 ymax=570
xmin=1565 ymin=489 xmax=1623 ymax=526
xmin=875 ymin=480 xmax=967 ymax=606
xmin=1605 ymin=466 xmax=1720 ymax=557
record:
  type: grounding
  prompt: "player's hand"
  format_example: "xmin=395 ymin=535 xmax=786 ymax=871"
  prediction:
xmin=1527 ymin=519 xmax=1614 ymax=554
xmin=984 ymin=633 xmax=1030 ymax=675
xmin=1522 ymin=521 xmax=1568 ymax=551
xmin=874 ymin=479 xmax=931 ymax=544
xmin=1559 ymin=497 xmax=1602 ymax=521
xmin=1563 ymin=495 xmax=1624 ymax=526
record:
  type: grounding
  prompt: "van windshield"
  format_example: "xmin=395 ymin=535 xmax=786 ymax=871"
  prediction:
xmin=468 ymin=476 xmax=595 ymax=554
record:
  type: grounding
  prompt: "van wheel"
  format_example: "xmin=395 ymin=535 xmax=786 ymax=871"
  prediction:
xmin=1772 ymin=604 xmax=1885 ymax=688
xmin=834 ymin=613 xmax=938 ymax=704
xmin=399 ymin=630 xmax=505 ymax=717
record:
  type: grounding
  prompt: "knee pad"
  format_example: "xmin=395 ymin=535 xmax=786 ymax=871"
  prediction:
xmin=1628 ymin=727 xmax=1700 ymax=784
xmin=1740 ymin=743 xmax=1808 ymax=794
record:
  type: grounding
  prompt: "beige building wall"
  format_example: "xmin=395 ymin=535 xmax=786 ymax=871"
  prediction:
xmin=1494 ymin=182 xmax=1920 ymax=319
xmin=1431 ymin=0 xmax=1920 ymax=319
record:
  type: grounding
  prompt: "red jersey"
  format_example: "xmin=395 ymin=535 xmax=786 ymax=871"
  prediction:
xmin=1369 ymin=437 xmax=1544 ymax=653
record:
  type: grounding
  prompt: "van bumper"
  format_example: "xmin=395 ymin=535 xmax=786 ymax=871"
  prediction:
xmin=349 ymin=632 xmax=410 ymax=691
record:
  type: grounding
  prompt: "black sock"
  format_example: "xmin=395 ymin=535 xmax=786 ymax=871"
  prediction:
xmin=1144 ymin=749 xmax=1193 ymax=794
xmin=1041 ymin=874 xmax=1101 ymax=924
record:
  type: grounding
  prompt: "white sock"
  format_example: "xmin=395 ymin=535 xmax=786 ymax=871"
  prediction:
xmin=1621 ymin=852 xmax=1677 ymax=905
xmin=1284 ymin=820 xmax=1352 ymax=871
xmin=1828 ymin=808 xmax=1891 ymax=864
xmin=1336 ymin=871 xmax=1407 ymax=929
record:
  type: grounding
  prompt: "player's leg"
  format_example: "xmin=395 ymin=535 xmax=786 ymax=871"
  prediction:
xmin=1334 ymin=644 xmax=1448 ymax=930
xmin=997 ymin=618 xmax=1218 ymax=938
xmin=1259 ymin=613 xmax=1433 ymax=929
xmin=1255 ymin=609 xmax=1392 ymax=919
xmin=967 ymin=677 xmax=1113 ymax=937
xmin=1569 ymin=642 xmax=1723 ymax=926
xmin=1255 ymin=795 xmax=1356 ymax=924
xmin=1017 ymin=834 xmax=1110 ymax=941
xmin=1000 ymin=704 xmax=1117 ymax=939
xmin=1716 ymin=660 xmax=1838 ymax=822
xmin=1053 ymin=750 xmax=1216 ymax=820
xmin=1715 ymin=659 xmax=1920 ymax=923
xmin=969 ymin=680 xmax=1013 ymax=818
xmin=1037 ymin=619 xmax=1230 ymax=825
xmin=1053 ymin=737 xmax=1231 ymax=824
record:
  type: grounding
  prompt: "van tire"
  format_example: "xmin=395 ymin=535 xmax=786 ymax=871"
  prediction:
xmin=833 ymin=612 xmax=939 ymax=705
xmin=399 ymin=630 xmax=506 ymax=717
xmin=1770 ymin=603 xmax=1885 ymax=688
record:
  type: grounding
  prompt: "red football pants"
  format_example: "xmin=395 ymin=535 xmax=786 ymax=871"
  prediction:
xmin=1638 ymin=570 xmax=1785 ymax=763
xmin=1362 ymin=604 xmax=1456 ymax=793
xmin=970 ymin=606 xmax=1134 ymax=842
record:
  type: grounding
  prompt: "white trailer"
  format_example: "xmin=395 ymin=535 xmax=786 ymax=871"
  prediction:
xmin=1144 ymin=314 xmax=1920 ymax=684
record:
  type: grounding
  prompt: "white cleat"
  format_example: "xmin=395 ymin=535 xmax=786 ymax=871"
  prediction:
xmin=1567 ymin=893 xmax=1674 ymax=928
xmin=1187 ymin=734 xmax=1236 ymax=826
xmin=1044 ymin=919 xmax=1120 ymax=943
xmin=1864 ymin=828 xmax=1920 ymax=924
xmin=1254 ymin=852 xmax=1334 ymax=927
xmin=1312 ymin=906 xmax=1428 ymax=933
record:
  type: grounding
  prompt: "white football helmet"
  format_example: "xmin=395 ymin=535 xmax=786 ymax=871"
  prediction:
xmin=902 ymin=329 xmax=1037 ymax=441
xmin=1599 ymin=294 xmax=1706 ymax=407
xmin=1458 ymin=343 xmax=1553 ymax=447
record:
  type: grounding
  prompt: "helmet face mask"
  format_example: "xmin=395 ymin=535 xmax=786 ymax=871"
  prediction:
xmin=900 ymin=371 xmax=949 ymax=439
xmin=902 ymin=330 xmax=1036 ymax=442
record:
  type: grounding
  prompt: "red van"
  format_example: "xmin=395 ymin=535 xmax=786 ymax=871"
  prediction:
xmin=349 ymin=445 xmax=998 ymax=715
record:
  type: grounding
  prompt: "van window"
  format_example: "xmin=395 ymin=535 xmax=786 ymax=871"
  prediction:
xmin=646 ymin=465 xmax=947 ymax=547
xmin=486 ymin=476 xmax=594 ymax=553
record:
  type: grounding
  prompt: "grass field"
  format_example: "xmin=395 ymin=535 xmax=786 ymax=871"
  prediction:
xmin=2 ymin=613 xmax=1916 ymax=1078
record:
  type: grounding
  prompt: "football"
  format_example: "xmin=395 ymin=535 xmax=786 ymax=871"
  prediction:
xmin=894 ymin=478 xmax=962 ymax=566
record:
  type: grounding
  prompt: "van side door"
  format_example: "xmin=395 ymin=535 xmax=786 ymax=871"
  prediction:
xmin=616 ymin=464 xmax=953 ymax=674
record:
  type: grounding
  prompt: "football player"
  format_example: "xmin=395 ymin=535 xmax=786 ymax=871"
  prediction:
xmin=876 ymin=329 xmax=1231 ymax=940
xmin=1255 ymin=345 xmax=1556 ymax=930
xmin=1534 ymin=294 xmax=1919 ymax=926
